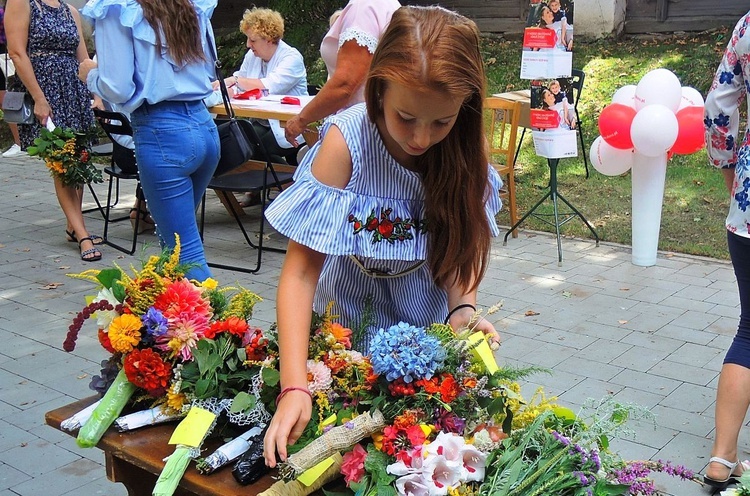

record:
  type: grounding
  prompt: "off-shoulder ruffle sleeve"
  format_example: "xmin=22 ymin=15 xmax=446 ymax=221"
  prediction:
xmin=266 ymin=106 xmax=502 ymax=258
xmin=81 ymin=0 xmax=216 ymax=47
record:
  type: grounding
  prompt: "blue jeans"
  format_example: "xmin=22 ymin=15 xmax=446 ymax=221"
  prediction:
xmin=131 ymin=100 xmax=219 ymax=282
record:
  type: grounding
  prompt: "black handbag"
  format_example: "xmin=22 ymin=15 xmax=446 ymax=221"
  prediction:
xmin=206 ymin=32 xmax=256 ymax=176
xmin=2 ymin=91 xmax=34 ymax=124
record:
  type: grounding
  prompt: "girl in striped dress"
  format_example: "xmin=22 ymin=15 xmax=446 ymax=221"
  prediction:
xmin=263 ymin=5 xmax=502 ymax=466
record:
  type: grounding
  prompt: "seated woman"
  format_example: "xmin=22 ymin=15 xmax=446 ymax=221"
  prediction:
xmin=212 ymin=7 xmax=307 ymax=207
xmin=213 ymin=16 xmax=302 ymax=164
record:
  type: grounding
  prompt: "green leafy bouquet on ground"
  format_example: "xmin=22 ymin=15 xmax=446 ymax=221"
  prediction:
xmin=27 ymin=126 xmax=101 ymax=187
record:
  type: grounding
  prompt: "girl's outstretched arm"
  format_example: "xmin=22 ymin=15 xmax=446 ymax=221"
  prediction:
xmin=263 ymin=122 xmax=353 ymax=467
xmin=263 ymin=240 xmax=325 ymax=467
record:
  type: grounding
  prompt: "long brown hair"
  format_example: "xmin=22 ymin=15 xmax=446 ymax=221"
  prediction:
xmin=365 ymin=6 xmax=491 ymax=293
xmin=137 ymin=0 xmax=205 ymax=65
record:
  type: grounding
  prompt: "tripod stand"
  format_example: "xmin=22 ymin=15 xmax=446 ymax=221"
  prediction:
xmin=503 ymin=158 xmax=599 ymax=265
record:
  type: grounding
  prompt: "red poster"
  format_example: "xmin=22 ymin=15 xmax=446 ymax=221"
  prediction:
xmin=523 ymin=28 xmax=557 ymax=50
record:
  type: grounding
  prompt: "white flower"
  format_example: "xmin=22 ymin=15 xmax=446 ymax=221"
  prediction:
xmin=394 ymin=473 xmax=431 ymax=496
xmin=347 ymin=350 xmax=365 ymax=363
xmin=421 ymin=456 xmax=462 ymax=495
xmin=93 ymin=287 xmax=120 ymax=329
xmin=305 ymin=360 xmax=332 ymax=393
xmin=459 ymin=444 xmax=486 ymax=482
xmin=387 ymin=447 xmax=424 ymax=476
xmin=424 ymin=432 xmax=465 ymax=462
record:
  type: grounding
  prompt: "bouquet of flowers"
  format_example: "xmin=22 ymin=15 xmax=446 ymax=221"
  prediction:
xmin=269 ymin=319 xmax=531 ymax=488
xmin=721 ymin=472 xmax=750 ymax=496
xmin=61 ymin=236 xmax=263 ymax=451
xmin=269 ymin=315 xmax=701 ymax=496
xmin=27 ymin=126 xmax=102 ymax=188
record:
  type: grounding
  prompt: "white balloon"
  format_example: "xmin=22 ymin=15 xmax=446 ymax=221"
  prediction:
xmin=590 ymin=135 xmax=634 ymax=176
xmin=678 ymin=86 xmax=705 ymax=110
xmin=630 ymin=104 xmax=679 ymax=157
xmin=634 ymin=68 xmax=682 ymax=112
xmin=612 ymin=85 xmax=637 ymax=108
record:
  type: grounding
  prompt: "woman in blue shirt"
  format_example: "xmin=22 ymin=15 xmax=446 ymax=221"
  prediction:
xmin=79 ymin=0 xmax=219 ymax=281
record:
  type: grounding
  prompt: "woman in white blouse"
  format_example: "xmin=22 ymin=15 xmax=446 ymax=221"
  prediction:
xmin=214 ymin=7 xmax=308 ymax=163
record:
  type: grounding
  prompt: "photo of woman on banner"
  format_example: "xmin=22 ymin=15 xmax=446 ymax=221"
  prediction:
xmin=519 ymin=0 xmax=573 ymax=79
xmin=530 ymin=79 xmax=575 ymax=130
xmin=529 ymin=78 xmax=578 ymax=158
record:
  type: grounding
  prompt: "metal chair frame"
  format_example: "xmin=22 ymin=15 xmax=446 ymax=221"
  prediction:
xmin=92 ymin=108 xmax=146 ymax=255
xmin=199 ymin=119 xmax=294 ymax=274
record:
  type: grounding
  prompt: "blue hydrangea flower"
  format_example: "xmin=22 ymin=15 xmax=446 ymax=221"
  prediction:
xmin=142 ymin=307 xmax=168 ymax=337
xmin=368 ymin=322 xmax=446 ymax=383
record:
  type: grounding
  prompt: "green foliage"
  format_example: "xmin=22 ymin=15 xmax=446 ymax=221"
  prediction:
xmin=213 ymin=0 xmax=336 ymax=86
xmin=270 ymin=0 xmax=340 ymax=87
xmin=179 ymin=335 xmax=256 ymax=407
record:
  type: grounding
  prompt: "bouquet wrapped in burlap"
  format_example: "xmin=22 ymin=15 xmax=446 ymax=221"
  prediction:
xmin=277 ymin=409 xmax=385 ymax=481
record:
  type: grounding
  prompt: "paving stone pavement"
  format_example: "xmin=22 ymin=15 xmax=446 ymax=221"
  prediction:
xmin=0 ymin=152 xmax=739 ymax=495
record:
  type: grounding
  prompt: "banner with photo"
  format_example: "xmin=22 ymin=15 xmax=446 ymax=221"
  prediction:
xmin=529 ymin=77 xmax=578 ymax=158
xmin=520 ymin=0 xmax=573 ymax=80
xmin=520 ymin=0 xmax=576 ymax=158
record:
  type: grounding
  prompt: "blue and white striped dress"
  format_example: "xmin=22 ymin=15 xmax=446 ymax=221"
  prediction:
xmin=265 ymin=104 xmax=502 ymax=351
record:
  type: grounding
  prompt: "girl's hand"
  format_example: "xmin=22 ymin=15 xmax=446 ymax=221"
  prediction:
xmin=263 ymin=389 xmax=312 ymax=468
xmin=448 ymin=306 xmax=500 ymax=348
xmin=284 ymin=115 xmax=305 ymax=146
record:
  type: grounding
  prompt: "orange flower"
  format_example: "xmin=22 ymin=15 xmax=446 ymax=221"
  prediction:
xmin=205 ymin=316 xmax=248 ymax=339
xmin=123 ymin=348 xmax=171 ymax=396
xmin=462 ymin=377 xmax=478 ymax=389
xmin=108 ymin=313 xmax=142 ymax=353
xmin=439 ymin=374 xmax=460 ymax=403
xmin=153 ymin=278 xmax=212 ymax=320
xmin=98 ymin=328 xmax=116 ymax=354
xmin=329 ymin=322 xmax=352 ymax=348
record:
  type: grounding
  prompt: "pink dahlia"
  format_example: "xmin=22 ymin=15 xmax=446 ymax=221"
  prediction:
xmin=152 ymin=279 xmax=212 ymax=320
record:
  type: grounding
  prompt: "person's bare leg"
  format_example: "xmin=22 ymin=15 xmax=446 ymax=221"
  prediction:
xmin=54 ymin=178 xmax=100 ymax=259
xmin=707 ymin=363 xmax=750 ymax=480
xmin=9 ymin=123 xmax=20 ymax=146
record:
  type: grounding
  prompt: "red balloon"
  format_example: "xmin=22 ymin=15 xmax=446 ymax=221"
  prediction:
xmin=671 ymin=106 xmax=705 ymax=155
xmin=598 ymin=103 xmax=637 ymax=149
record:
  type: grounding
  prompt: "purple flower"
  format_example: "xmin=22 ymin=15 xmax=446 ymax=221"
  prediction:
xmin=552 ymin=430 xmax=570 ymax=446
xmin=434 ymin=409 xmax=465 ymax=434
xmin=142 ymin=307 xmax=168 ymax=337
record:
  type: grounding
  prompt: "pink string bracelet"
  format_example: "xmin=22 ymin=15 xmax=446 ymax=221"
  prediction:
xmin=275 ymin=386 xmax=312 ymax=407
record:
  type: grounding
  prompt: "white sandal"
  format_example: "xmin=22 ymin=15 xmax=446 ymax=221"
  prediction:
xmin=704 ymin=456 xmax=743 ymax=489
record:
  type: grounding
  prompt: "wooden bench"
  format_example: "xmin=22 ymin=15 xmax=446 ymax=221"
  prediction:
xmin=45 ymin=396 xmax=279 ymax=496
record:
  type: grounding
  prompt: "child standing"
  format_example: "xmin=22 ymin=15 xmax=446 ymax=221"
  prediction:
xmin=262 ymin=5 xmax=502 ymax=466
xmin=549 ymin=79 xmax=573 ymax=128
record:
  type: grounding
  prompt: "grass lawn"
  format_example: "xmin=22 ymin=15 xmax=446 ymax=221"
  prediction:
xmin=0 ymin=27 xmax=735 ymax=259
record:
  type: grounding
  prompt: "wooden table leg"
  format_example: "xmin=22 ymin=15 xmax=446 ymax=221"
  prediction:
xmin=106 ymin=452 xmax=196 ymax=496
xmin=213 ymin=189 xmax=246 ymax=218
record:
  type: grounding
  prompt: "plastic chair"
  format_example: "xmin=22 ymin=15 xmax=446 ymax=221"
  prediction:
xmin=485 ymin=97 xmax=521 ymax=238
xmin=92 ymin=108 xmax=147 ymax=255
xmin=199 ymin=119 xmax=294 ymax=274
xmin=570 ymin=69 xmax=590 ymax=178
